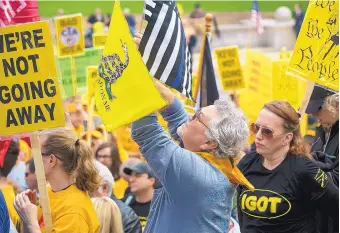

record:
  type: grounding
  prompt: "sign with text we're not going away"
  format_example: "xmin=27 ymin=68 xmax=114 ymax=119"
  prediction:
xmin=0 ymin=21 xmax=65 ymax=136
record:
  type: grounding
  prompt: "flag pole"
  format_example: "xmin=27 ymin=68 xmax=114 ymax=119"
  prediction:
xmin=191 ymin=14 xmax=213 ymax=106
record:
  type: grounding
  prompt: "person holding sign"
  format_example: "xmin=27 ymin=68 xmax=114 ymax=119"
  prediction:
xmin=14 ymin=130 xmax=100 ymax=233
xmin=237 ymin=100 xmax=339 ymax=233
xmin=131 ymin=31 xmax=253 ymax=231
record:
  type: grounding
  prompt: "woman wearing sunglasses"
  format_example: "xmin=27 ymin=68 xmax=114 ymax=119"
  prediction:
xmin=237 ymin=100 xmax=339 ymax=233
xmin=13 ymin=130 xmax=101 ymax=233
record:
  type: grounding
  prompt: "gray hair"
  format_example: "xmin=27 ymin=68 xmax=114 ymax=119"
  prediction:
xmin=205 ymin=98 xmax=249 ymax=158
xmin=94 ymin=160 xmax=114 ymax=197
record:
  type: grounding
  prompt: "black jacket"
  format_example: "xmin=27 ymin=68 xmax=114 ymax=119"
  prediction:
xmin=111 ymin=195 xmax=142 ymax=233
xmin=311 ymin=120 xmax=339 ymax=187
xmin=311 ymin=120 xmax=339 ymax=233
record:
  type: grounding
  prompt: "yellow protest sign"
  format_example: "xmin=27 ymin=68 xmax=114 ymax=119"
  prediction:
xmin=215 ymin=46 xmax=245 ymax=90
xmin=93 ymin=33 xmax=107 ymax=48
xmin=94 ymin=0 xmax=166 ymax=131
xmin=272 ymin=60 xmax=301 ymax=110
xmin=87 ymin=66 xmax=98 ymax=105
xmin=288 ymin=0 xmax=339 ymax=91
xmin=240 ymin=50 xmax=273 ymax=123
xmin=0 ymin=21 xmax=65 ymax=136
xmin=55 ymin=14 xmax=85 ymax=57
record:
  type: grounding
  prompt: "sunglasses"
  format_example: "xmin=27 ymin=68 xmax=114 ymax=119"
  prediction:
xmin=250 ymin=123 xmax=276 ymax=140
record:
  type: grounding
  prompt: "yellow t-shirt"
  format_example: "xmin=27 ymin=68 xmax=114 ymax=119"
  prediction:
xmin=38 ymin=184 xmax=99 ymax=233
xmin=0 ymin=185 xmax=21 ymax=231
xmin=113 ymin=178 xmax=129 ymax=200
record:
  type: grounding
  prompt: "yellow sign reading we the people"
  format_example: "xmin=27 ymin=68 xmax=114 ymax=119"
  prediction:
xmin=214 ymin=46 xmax=245 ymax=90
xmin=55 ymin=14 xmax=85 ymax=57
xmin=93 ymin=33 xmax=107 ymax=48
xmin=288 ymin=0 xmax=339 ymax=91
xmin=0 ymin=21 xmax=65 ymax=136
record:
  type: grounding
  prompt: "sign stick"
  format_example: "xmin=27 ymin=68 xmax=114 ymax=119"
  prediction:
xmin=298 ymin=80 xmax=315 ymax=120
xmin=70 ymin=56 xmax=77 ymax=96
xmin=30 ymin=131 xmax=53 ymax=233
xmin=87 ymin=97 xmax=95 ymax=146
xmin=191 ymin=14 xmax=213 ymax=107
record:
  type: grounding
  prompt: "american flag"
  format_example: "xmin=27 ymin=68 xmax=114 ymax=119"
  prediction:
xmin=139 ymin=0 xmax=193 ymax=100
xmin=251 ymin=0 xmax=264 ymax=34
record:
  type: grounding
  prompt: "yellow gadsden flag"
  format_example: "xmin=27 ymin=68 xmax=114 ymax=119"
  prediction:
xmin=94 ymin=0 xmax=167 ymax=131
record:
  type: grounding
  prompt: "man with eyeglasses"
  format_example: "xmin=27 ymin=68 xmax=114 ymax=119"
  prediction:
xmin=130 ymin=34 xmax=253 ymax=232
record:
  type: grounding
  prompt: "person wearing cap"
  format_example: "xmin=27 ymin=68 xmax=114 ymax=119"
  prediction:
xmin=306 ymin=85 xmax=339 ymax=186
xmin=129 ymin=28 xmax=253 ymax=231
xmin=66 ymin=101 xmax=86 ymax=136
xmin=305 ymin=86 xmax=339 ymax=233
xmin=81 ymin=130 xmax=103 ymax=154
xmin=123 ymin=162 xmax=160 ymax=229
xmin=91 ymin=161 xmax=142 ymax=233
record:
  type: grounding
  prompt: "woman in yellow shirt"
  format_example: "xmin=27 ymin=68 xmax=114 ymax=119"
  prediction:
xmin=14 ymin=130 xmax=101 ymax=233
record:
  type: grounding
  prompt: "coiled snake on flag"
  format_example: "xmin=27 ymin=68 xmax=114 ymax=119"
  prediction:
xmin=99 ymin=39 xmax=129 ymax=99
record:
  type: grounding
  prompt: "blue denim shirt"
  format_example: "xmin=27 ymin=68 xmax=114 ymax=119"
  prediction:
xmin=132 ymin=98 xmax=236 ymax=233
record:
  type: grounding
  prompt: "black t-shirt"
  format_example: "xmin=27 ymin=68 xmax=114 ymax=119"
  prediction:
xmin=237 ymin=152 xmax=339 ymax=233
xmin=129 ymin=200 xmax=151 ymax=228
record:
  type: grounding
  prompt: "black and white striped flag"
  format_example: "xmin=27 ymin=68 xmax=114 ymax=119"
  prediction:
xmin=139 ymin=0 xmax=193 ymax=100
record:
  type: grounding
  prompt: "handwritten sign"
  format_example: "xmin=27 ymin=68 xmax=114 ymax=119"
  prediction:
xmin=288 ymin=0 xmax=339 ymax=91
xmin=0 ymin=21 xmax=65 ymax=135
xmin=214 ymin=46 xmax=245 ymax=90
xmin=241 ymin=50 xmax=272 ymax=122
xmin=272 ymin=60 xmax=306 ymax=110
xmin=56 ymin=47 xmax=103 ymax=98
xmin=87 ymin=66 xmax=98 ymax=104
xmin=93 ymin=33 xmax=107 ymax=47
xmin=55 ymin=14 xmax=85 ymax=57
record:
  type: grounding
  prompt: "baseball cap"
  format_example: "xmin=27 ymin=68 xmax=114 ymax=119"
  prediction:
xmin=124 ymin=162 xmax=162 ymax=188
xmin=123 ymin=162 xmax=156 ymax=178
xmin=305 ymin=85 xmax=336 ymax=114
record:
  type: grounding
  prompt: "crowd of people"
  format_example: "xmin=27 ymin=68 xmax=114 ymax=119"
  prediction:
xmin=0 ymin=72 xmax=338 ymax=233
xmin=0 ymin=3 xmax=339 ymax=233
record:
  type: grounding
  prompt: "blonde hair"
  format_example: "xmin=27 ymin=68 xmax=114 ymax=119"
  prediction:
xmin=323 ymin=93 xmax=339 ymax=117
xmin=43 ymin=130 xmax=101 ymax=192
xmin=92 ymin=197 xmax=124 ymax=233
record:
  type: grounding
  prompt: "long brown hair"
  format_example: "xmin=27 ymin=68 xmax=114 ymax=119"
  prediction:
xmin=264 ymin=101 xmax=310 ymax=158
xmin=95 ymin=142 xmax=121 ymax=181
xmin=43 ymin=130 xmax=100 ymax=192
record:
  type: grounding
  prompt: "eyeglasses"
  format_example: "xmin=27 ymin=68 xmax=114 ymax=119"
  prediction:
xmin=191 ymin=109 xmax=209 ymax=129
xmin=250 ymin=123 xmax=276 ymax=140
xmin=41 ymin=152 xmax=64 ymax=161
xmin=96 ymin=154 xmax=111 ymax=159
